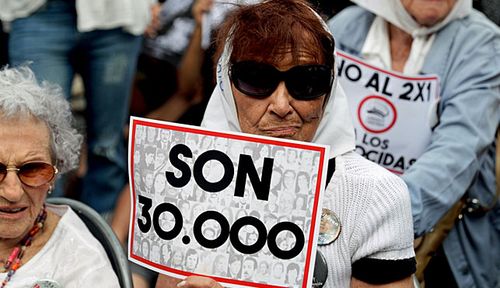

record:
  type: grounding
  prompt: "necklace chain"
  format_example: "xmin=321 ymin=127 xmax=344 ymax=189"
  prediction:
xmin=1 ymin=206 xmax=47 ymax=288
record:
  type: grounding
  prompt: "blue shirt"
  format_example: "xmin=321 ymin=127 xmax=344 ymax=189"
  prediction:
xmin=329 ymin=7 xmax=500 ymax=288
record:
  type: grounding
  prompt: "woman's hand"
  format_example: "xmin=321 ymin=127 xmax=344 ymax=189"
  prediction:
xmin=177 ymin=276 xmax=224 ymax=288
xmin=156 ymin=275 xmax=223 ymax=288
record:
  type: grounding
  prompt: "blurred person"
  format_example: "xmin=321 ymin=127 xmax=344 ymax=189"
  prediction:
xmin=155 ymin=1 xmax=415 ymax=287
xmin=329 ymin=0 xmax=500 ymax=286
xmin=1 ymin=0 xmax=154 ymax=216
xmin=0 ymin=66 xmax=118 ymax=286
xmin=137 ymin=0 xmax=215 ymax=124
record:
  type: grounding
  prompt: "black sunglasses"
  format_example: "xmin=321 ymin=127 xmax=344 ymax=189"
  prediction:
xmin=0 ymin=162 xmax=58 ymax=187
xmin=230 ymin=61 xmax=333 ymax=100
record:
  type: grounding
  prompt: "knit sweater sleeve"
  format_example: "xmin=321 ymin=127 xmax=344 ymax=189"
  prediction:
xmin=342 ymin=153 xmax=416 ymax=283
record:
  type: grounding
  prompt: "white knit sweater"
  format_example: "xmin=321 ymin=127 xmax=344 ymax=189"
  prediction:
xmin=319 ymin=151 xmax=415 ymax=287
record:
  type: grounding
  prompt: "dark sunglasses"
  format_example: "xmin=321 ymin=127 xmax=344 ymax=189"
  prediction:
xmin=230 ymin=61 xmax=333 ymax=100
xmin=0 ymin=162 xmax=58 ymax=187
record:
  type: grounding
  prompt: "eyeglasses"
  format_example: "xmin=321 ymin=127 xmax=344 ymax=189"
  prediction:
xmin=230 ymin=61 xmax=333 ymax=100
xmin=0 ymin=162 xmax=58 ymax=187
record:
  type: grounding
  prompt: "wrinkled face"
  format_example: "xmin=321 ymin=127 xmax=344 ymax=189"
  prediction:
xmin=0 ymin=117 xmax=53 ymax=242
xmin=232 ymin=50 xmax=326 ymax=142
xmin=401 ymin=0 xmax=457 ymax=26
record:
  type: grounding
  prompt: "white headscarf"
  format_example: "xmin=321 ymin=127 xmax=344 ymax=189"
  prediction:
xmin=201 ymin=8 xmax=355 ymax=158
xmin=352 ymin=0 xmax=471 ymax=37
xmin=352 ymin=0 xmax=471 ymax=74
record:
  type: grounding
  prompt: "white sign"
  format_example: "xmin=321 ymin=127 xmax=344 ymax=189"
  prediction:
xmin=337 ymin=51 xmax=440 ymax=174
xmin=128 ymin=117 xmax=329 ymax=288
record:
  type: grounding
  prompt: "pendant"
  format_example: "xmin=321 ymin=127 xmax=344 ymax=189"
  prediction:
xmin=318 ymin=208 xmax=341 ymax=246
xmin=312 ymin=250 xmax=328 ymax=287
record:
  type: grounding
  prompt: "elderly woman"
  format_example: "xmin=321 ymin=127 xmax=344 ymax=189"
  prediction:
xmin=156 ymin=1 xmax=416 ymax=287
xmin=328 ymin=1 xmax=500 ymax=287
xmin=0 ymin=67 xmax=119 ymax=287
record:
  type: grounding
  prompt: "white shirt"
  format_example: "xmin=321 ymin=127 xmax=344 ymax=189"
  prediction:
xmin=0 ymin=204 xmax=120 ymax=288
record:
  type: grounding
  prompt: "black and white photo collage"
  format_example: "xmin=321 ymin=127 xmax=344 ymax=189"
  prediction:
xmin=132 ymin=124 xmax=322 ymax=286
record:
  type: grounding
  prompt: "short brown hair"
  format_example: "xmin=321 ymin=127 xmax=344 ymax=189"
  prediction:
xmin=214 ymin=0 xmax=335 ymax=68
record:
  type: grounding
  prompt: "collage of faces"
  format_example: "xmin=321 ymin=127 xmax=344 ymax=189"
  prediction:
xmin=132 ymin=125 xmax=322 ymax=285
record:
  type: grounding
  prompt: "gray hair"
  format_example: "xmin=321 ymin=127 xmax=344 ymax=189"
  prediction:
xmin=0 ymin=66 xmax=82 ymax=174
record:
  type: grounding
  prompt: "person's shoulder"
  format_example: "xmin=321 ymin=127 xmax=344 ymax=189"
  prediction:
xmin=444 ymin=9 xmax=500 ymax=46
xmin=327 ymin=6 xmax=375 ymax=52
xmin=461 ymin=9 xmax=500 ymax=33
xmin=46 ymin=204 xmax=120 ymax=285
xmin=327 ymin=6 xmax=374 ymax=33
xmin=49 ymin=205 xmax=111 ymax=256
xmin=338 ymin=151 xmax=403 ymax=181
xmin=335 ymin=152 xmax=410 ymax=202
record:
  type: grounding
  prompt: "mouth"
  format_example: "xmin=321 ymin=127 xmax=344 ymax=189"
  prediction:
xmin=0 ymin=207 xmax=27 ymax=214
xmin=262 ymin=126 xmax=301 ymax=138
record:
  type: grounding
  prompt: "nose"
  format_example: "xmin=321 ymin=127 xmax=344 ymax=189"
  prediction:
xmin=0 ymin=171 xmax=24 ymax=202
xmin=269 ymin=81 xmax=293 ymax=118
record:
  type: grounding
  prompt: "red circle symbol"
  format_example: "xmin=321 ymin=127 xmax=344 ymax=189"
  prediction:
xmin=357 ymin=95 xmax=397 ymax=134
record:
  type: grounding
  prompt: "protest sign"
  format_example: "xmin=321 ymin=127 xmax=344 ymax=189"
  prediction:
xmin=337 ymin=51 xmax=440 ymax=174
xmin=128 ymin=117 xmax=329 ymax=288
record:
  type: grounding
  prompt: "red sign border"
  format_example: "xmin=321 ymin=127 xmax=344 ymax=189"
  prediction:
xmin=128 ymin=117 xmax=328 ymax=288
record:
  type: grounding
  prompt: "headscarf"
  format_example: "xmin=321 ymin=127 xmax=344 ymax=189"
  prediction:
xmin=352 ymin=0 xmax=471 ymax=37
xmin=201 ymin=5 xmax=355 ymax=158
xmin=352 ymin=0 xmax=471 ymax=75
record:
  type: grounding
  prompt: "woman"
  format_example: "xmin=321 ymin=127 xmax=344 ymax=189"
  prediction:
xmin=156 ymin=0 xmax=415 ymax=287
xmin=328 ymin=1 xmax=500 ymax=286
xmin=0 ymin=66 xmax=119 ymax=286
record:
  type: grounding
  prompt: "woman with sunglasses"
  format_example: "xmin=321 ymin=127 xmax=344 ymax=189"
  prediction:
xmin=0 ymin=66 xmax=119 ymax=287
xmin=156 ymin=0 xmax=415 ymax=287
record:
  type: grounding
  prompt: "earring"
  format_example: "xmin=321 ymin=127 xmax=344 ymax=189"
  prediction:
xmin=48 ymin=185 xmax=53 ymax=195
